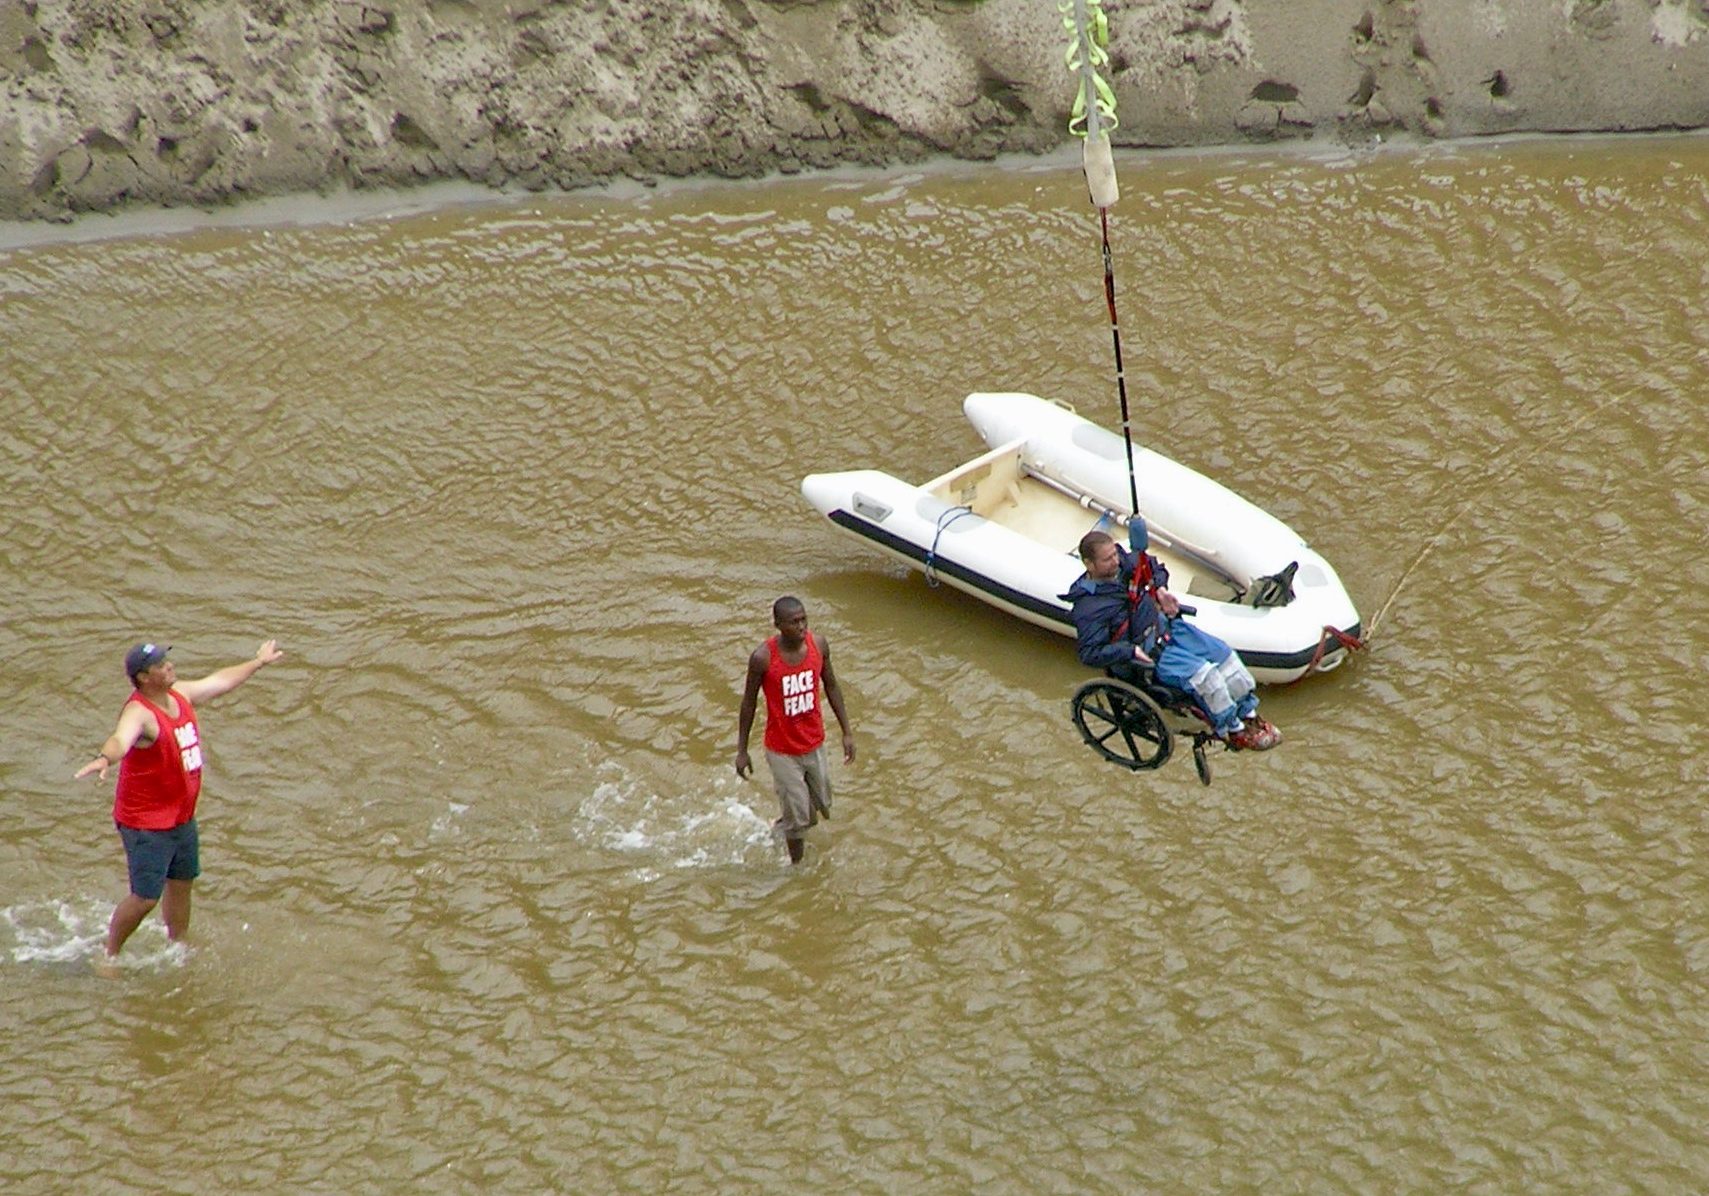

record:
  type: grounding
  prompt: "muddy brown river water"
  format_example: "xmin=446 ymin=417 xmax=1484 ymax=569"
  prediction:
xmin=2 ymin=134 xmax=1706 ymax=1192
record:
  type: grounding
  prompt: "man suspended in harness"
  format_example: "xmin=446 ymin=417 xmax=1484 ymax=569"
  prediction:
xmin=1061 ymin=519 xmax=1281 ymax=752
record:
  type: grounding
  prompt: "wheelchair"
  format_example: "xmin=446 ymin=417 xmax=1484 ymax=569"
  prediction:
xmin=1069 ymin=665 xmax=1225 ymax=787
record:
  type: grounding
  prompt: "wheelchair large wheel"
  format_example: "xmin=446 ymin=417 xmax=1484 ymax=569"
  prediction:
xmin=1071 ymin=678 xmax=1173 ymax=771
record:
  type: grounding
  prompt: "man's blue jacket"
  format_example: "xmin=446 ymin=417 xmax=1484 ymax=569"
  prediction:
xmin=1059 ymin=533 xmax=1172 ymax=673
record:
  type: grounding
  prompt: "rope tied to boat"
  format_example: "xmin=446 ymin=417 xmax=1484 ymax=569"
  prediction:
xmin=1363 ymin=378 xmax=1649 ymax=653
xmin=923 ymin=505 xmax=976 ymax=588
xmin=1286 ymin=625 xmax=1369 ymax=685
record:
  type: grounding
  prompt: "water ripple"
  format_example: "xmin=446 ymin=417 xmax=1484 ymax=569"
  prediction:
xmin=3 ymin=137 xmax=1708 ymax=1193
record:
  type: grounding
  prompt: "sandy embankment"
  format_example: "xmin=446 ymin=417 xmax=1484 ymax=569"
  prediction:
xmin=2 ymin=0 xmax=1707 ymax=223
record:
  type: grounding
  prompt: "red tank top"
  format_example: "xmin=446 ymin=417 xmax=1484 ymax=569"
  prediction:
xmin=113 ymin=689 xmax=203 ymax=830
xmin=762 ymin=634 xmax=825 ymax=755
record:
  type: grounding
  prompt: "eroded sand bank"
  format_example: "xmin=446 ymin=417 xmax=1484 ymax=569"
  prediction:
xmin=3 ymin=0 xmax=1707 ymax=222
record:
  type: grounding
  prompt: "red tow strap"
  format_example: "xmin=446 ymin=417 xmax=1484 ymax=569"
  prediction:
xmin=1288 ymin=625 xmax=1368 ymax=683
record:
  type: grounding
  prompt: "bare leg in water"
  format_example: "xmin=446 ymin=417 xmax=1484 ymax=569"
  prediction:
xmin=105 ymin=893 xmax=158 ymax=958
xmin=105 ymin=879 xmax=192 ymax=957
xmin=161 ymin=878 xmax=193 ymax=942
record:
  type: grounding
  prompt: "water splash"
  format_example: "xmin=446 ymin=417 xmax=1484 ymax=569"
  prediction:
xmin=2 ymin=897 xmax=188 ymax=971
xmin=572 ymin=763 xmax=778 ymax=875
xmin=429 ymin=800 xmax=470 ymax=837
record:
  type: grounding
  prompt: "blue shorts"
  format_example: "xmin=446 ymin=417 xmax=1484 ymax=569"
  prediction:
xmin=116 ymin=819 xmax=200 ymax=900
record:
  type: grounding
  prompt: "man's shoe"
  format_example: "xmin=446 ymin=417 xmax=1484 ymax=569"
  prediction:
xmin=1228 ymin=721 xmax=1280 ymax=752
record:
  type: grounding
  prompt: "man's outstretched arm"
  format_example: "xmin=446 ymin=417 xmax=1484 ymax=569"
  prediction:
xmin=176 ymin=639 xmax=284 ymax=704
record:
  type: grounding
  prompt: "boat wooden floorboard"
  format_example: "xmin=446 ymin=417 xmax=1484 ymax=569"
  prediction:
xmin=971 ymin=475 xmax=1236 ymax=603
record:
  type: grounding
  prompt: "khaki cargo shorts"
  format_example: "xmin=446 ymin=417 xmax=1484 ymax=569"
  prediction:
xmin=766 ymin=746 xmax=832 ymax=838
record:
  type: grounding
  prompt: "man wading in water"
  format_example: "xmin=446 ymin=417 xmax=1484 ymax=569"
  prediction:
xmin=734 ymin=597 xmax=855 ymax=864
xmin=75 ymin=639 xmax=283 ymax=960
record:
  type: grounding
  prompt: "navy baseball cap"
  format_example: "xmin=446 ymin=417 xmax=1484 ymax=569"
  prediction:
xmin=124 ymin=642 xmax=171 ymax=680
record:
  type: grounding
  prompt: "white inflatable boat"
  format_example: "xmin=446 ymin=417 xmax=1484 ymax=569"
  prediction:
xmin=800 ymin=392 xmax=1362 ymax=684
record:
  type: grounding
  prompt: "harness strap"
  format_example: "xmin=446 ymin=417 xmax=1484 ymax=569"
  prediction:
xmin=1110 ymin=550 xmax=1165 ymax=647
